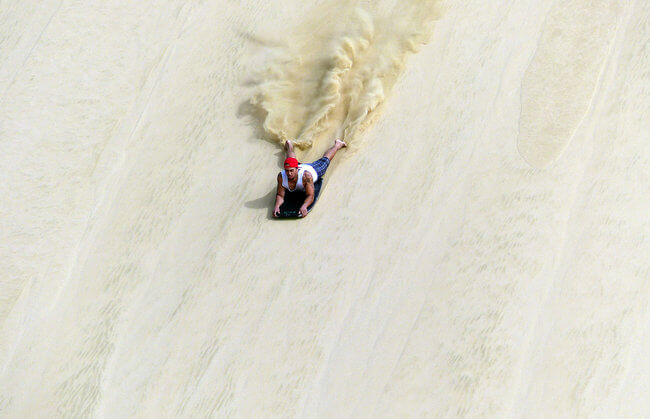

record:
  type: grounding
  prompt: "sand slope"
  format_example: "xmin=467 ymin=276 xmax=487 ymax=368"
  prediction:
xmin=1 ymin=0 xmax=648 ymax=417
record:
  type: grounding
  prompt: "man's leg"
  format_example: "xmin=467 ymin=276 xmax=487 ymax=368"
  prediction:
xmin=285 ymin=140 xmax=297 ymax=159
xmin=323 ymin=139 xmax=347 ymax=161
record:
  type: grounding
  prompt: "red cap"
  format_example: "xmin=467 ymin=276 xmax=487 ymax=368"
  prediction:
xmin=284 ymin=157 xmax=299 ymax=169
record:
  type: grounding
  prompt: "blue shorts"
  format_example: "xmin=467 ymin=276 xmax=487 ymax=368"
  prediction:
xmin=306 ymin=157 xmax=330 ymax=179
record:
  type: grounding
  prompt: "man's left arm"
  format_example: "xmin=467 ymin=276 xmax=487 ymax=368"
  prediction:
xmin=300 ymin=172 xmax=315 ymax=216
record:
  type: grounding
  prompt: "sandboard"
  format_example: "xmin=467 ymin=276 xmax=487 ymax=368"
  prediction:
xmin=277 ymin=178 xmax=323 ymax=218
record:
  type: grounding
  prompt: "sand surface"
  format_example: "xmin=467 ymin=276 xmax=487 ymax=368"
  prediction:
xmin=1 ymin=0 xmax=648 ymax=417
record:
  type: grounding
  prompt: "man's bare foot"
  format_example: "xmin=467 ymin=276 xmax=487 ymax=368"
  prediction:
xmin=284 ymin=140 xmax=298 ymax=159
xmin=323 ymin=139 xmax=347 ymax=161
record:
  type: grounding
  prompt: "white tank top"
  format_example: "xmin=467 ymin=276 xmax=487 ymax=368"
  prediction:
xmin=281 ymin=164 xmax=318 ymax=192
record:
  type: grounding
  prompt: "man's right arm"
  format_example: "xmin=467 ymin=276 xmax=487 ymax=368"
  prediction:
xmin=273 ymin=173 xmax=284 ymax=217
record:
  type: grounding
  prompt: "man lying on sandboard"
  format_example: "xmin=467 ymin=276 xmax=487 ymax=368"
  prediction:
xmin=273 ymin=139 xmax=347 ymax=218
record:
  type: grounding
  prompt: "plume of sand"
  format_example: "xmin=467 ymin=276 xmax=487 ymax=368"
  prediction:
xmin=250 ymin=0 xmax=443 ymax=152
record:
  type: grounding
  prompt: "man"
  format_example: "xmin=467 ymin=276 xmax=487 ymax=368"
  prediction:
xmin=273 ymin=139 xmax=347 ymax=217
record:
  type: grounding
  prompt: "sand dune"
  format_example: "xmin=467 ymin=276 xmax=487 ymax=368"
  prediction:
xmin=1 ymin=0 xmax=648 ymax=417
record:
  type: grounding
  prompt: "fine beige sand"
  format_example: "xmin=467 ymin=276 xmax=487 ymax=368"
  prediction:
xmin=1 ymin=0 xmax=648 ymax=417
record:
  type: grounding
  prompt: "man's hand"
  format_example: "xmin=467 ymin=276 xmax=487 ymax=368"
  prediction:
xmin=300 ymin=172 xmax=314 ymax=218
xmin=274 ymin=173 xmax=285 ymax=218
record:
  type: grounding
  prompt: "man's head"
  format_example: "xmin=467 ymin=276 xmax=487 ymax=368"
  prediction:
xmin=284 ymin=157 xmax=299 ymax=180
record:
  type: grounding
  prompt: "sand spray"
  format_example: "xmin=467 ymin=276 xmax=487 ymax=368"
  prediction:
xmin=250 ymin=0 xmax=443 ymax=152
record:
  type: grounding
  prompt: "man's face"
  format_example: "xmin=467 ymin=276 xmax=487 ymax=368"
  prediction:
xmin=286 ymin=167 xmax=298 ymax=180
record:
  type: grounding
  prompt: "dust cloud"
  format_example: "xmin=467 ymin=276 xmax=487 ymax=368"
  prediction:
xmin=250 ymin=0 xmax=443 ymax=151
